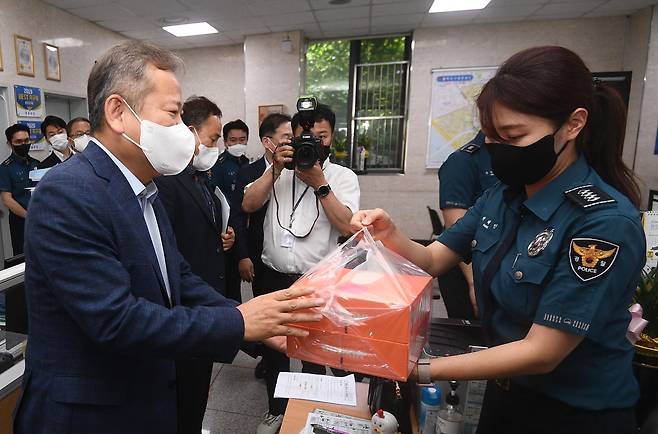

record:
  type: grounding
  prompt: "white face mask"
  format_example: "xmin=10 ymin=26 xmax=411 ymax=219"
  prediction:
xmin=50 ymin=132 xmax=69 ymax=152
xmin=227 ymin=143 xmax=247 ymax=158
xmin=72 ymin=134 xmax=90 ymax=153
xmin=191 ymin=130 xmax=220 ymax=171
xmin=122 ymin=99 xmax=195 ymax=176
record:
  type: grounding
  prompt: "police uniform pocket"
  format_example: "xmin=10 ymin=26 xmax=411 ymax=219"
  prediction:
xmin=504 ymin=257 xmax=553 ymax=317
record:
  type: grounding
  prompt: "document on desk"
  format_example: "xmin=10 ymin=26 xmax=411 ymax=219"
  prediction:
xmin=213 ymin=187 xmax=230 ymax=234
xmin=274 ymin=372 xmax=357 ymax=406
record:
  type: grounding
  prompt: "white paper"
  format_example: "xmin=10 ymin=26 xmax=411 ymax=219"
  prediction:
xmin=299 ymin=410 xmax=372 ymax=434
xmin=28 ymin=168 xmax=50 ymax=182
xmin=274 ymin=372 xmax=357 ymax=406
xmin=213 ymin=187 xmax=230 ymax=234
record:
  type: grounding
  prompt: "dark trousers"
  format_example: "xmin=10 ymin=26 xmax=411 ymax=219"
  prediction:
xmin=224 ymin=249 xmax=242 ymax=303
xmin=262 ymin=266 xmax=301 ymax=415
xmin=8 ymin=213 xmax=25 ymax=256
xmin=476 ymin=380 xmax=636 ymax=434
xmin=176 ymin=359 xmax=214 ymax=434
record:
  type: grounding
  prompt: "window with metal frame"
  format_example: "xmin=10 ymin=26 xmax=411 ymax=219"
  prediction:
xmin=304 ymin=36 xmax=410 ymax=173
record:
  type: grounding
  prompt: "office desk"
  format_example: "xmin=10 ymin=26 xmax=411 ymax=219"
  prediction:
xmin=280 ymin=382 xmax=371 ymax=434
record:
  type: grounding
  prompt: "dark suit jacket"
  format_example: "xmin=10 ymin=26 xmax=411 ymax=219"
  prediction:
xmin=155 ymin=169 xmax=227 ymax=294
xmin=36 ymin=151 xmax=67 ymax=169
xmin=234 ymin=157 xmax=267 ymax=267
xmin=14 ymin=142 xmax=246 ymax=434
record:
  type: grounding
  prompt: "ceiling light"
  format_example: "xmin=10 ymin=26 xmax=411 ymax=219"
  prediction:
xmin=429 ymin=0 xmax=491 ymax=13
xmin=162 ymin=22 xmax=218 ymax=37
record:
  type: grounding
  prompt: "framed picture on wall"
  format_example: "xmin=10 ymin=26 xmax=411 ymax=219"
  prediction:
xmin=258 ymin=104 xmax=285 ymax=125
xmin=14 ymin=35 xmax=34 ymax=77
xmin=44 ymin=43 xmax=61 ymax=81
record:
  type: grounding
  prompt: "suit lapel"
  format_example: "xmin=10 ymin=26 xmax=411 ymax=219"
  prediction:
xmin=84 ymin=142 xmax=172 ymax=308
xmin=178 ymin=172 xmax=219 ymax=233
xmin=153 ymin=200 xmax=182 ymax=306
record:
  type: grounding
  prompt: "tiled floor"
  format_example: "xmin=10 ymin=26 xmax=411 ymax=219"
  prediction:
xmin=201 ymin=280 xmax=447 ymax=434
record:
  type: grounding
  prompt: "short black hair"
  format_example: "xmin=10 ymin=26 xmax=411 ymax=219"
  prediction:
xmin=66 ymin=117 xmax=91 ymax=136
xmin=291 ymin=103 xmax=336 ymax=133
xmin=5 ymin=124 xmax=30 ymax=143
xmin=41 ymin=115 xmax=67 ymax=137
xmin=223 ymin=119 xmax=249 ymax=141
xmin=181 ymin=96 xmax=222 ymax=129
xmin=259 ymin=113 xmax=292 ymax=139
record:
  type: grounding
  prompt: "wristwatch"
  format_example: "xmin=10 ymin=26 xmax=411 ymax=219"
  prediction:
xmin=314 ymin=184 xmax=331 ymax=198
xmin=416 ymin=358 xmax=433 ymax=386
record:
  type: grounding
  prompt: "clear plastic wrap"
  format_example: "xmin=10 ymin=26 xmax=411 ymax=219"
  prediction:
xmin=287 ymin=229 xmax=433 ymax=381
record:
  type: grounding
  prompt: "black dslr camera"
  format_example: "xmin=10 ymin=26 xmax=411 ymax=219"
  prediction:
xmin=285 ymin=96 xmax=324 ymax=170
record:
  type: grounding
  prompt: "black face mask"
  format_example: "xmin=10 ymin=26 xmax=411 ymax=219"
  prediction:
xmin=486 ymin=131 xmax=568 ymax=187
xmin=13 ymin=144 xmax=31 ymax=158
xmin=319 ymin=145 xmax=331 ymax=163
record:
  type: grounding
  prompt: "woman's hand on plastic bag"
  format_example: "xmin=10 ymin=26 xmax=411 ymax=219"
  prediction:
xmin=350 ymin=208 xmax=396 ymax=241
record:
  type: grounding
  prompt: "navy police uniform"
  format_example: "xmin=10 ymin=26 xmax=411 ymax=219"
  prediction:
xmin=439 ymin=155 xmax=643 ymax=433
xmin=437 ymin=132 xmax=498 ymax=319
xmin=0 ymin=152 xmax=39 ymax=255
xmin=209 ymin=150 xmax=249 ymax=302
xmin=438 ymin=131 xmax=497 ymax=210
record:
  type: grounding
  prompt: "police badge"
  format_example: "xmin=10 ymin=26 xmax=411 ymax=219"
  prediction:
xmin=569 ymin=238 xmax=619 ymax=282
xmin=527 ymin=228 xmax=554 ymax=257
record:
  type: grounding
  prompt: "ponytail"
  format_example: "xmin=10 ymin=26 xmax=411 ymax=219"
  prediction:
xmin=477 ymin=46 xmax=641 ymax=208
xmin=579 ymin=83 xmax=641 ymax=208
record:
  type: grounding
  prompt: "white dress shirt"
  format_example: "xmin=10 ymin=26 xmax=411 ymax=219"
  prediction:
xmin=92 ymin=138 xmax=171 ymax=301
xmin=261 ymin=159 xmax=360 ymax=274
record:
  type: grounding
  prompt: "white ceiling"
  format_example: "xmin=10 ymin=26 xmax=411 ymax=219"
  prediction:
xmin=43 ymin=0 xmax=658 ymax=49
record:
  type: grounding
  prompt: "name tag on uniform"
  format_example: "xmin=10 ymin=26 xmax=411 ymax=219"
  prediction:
xmin=280 ymin=230 xmax=295 ymax=249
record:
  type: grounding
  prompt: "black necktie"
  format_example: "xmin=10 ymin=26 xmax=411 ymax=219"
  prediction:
xmin=479 ymin=208 xmax=525 ymax=346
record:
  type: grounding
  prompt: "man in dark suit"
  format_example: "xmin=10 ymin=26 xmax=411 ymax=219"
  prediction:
xmin=13 ymin=41 xmax=324 ymax=434
xmin=234 ymin=132 xmax=271 ymax=380
xmin=156 ymin=95 xmax=236 ymax=434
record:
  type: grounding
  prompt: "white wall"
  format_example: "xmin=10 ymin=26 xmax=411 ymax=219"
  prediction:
xmin=362 ymin=16 xmax=633 ymax=239
xmin=244 ymin=31 xmax=303 ymax=158
xmin=176 ymin=44 xmax=246 ymax=140
xmin=0 ymin=0 xmax=126 ymax=124
xmin=622 ymin=8 xmax=653 ymax=171
xmin=634 ymin=6 xmax=658 ymax=206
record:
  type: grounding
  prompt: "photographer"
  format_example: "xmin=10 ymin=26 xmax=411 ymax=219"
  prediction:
xmin=243 ymin=103 xmax=360 ymax=434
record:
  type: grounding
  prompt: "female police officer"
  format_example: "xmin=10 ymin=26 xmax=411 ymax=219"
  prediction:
xmin=351 ymin=46 xmax=644 ymax=434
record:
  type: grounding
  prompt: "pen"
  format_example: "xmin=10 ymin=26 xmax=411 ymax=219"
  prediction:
xmin=311 ymin=423 xmax=349 ymax=434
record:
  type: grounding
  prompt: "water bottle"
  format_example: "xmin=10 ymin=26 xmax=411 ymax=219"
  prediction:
xmin=418 ymin=386 xmax=441 ymax=434
xmin=436 ymin=381 xmax=463 ymax=434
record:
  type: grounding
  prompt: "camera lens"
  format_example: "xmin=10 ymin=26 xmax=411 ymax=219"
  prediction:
xmin=296 ymin=143 xmax=318 ymax=169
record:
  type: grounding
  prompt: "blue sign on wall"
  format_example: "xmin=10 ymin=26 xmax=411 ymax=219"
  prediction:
xmin=17 ymin=120 xmax=43 ymax=142
xmin=14 ymin=85 xmax=43 ymax=118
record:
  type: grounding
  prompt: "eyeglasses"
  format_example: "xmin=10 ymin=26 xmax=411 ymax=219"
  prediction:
xmin=69 ymin=132 xmax=90 ymax=139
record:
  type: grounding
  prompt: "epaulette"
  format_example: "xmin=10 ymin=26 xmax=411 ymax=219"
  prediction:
xmin=564 ymin=184 xmax=616 ymax=209
xmin=217 ymin=154 xmax=227 ymax=164
xmin=2 ymin=157 xmax=13 ymax=166
xmin=459 ymin=142 xmax=480 ymax=154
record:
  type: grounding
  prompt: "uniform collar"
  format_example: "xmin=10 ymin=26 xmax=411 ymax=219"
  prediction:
xmin=523 ymin=154 xmax=590 ymax=221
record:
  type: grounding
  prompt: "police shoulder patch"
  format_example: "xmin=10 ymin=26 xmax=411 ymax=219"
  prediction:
xmin=564 ymin=184 xmax=616 ymax=209
xmin=569 ymin=237 xmax=619 ymax=282
xmin=459 ymin=143 xmax=481 ymax=154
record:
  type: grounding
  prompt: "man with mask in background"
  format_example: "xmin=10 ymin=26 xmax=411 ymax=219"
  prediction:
xmin=67 ymin=117 xmax=92 ymax=153
xmin=14 ymin=41 xmax=324 ymax=434
xmin=155 ymin=95 xmax=235 ymax=434
xmin=38 ymin=115 xmax=71 ymax=169
xmin=243 ymin=105 xmax=360 ymax=434
xmin=210 ymin=119 xmax=250 ymax=302
xmin=0 ymin=124 xmax=38 ymax=256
